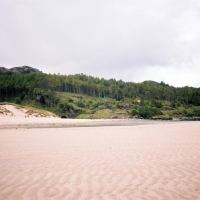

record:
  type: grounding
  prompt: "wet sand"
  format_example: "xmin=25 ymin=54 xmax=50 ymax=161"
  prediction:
xmin=0 ymin=122 xmax=200 ymax=200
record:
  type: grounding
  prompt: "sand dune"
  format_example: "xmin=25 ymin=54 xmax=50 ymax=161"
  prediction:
xmin=0 ymin=104 xmax=57 ymax=118
xmin=0 ymin=123 xmax=200 ymax=199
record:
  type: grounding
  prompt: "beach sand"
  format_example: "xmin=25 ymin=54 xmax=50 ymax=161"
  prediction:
xmin=0 ymin=105 xmax=200 ymax=199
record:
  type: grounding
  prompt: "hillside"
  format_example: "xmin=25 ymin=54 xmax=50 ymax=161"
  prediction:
xmin=0 ymin=66 xmax=42 ymax=74
xmin=0 ymin=66 xmax=200 ymax=119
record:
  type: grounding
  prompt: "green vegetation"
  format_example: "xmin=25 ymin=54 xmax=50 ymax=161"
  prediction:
xmin=129 ymin=105 xmax=162 ymax=118
xmin=0 ymin=70 xmax=200 ymax=119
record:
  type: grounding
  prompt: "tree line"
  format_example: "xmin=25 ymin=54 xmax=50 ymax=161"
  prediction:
xmin=0 ymin=72 xmax=200 ymax=106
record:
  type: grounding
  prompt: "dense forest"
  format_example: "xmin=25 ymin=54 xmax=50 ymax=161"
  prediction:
xmin=0 ymin=66 xmax=200 ymax=119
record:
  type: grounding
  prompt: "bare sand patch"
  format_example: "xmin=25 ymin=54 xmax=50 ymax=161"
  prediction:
xmin=0 ymin=104 xmax=57 ymax=118
xmin=0 ymin=105 xmax=14 ymax=116
xmin=0 ymin=123 xmax=200 ymax=199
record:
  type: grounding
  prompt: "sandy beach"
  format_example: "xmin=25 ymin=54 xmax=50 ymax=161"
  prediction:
xmin=0 ymin=105 xmax=200 ymax=199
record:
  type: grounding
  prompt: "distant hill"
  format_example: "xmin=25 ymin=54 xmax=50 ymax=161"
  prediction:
xmin=0 ymin=66 xmax=42 ymax=74
xmin=142 ymin=80 xmax=160 ymax=85
xmin=0 ymin=67 xmax=10 ymax=74
xmin=142 ymin=80 xmax=170 ymax=87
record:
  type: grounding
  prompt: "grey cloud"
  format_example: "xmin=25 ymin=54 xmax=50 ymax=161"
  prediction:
xmin=1 ymin=0 xmax=200 ymax=87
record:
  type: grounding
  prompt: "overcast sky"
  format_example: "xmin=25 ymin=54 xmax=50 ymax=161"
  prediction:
xmin=1 ymin=0 xmax=200 ymax=87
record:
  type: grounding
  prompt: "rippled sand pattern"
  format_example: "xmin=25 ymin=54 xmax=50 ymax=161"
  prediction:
xmin=0 ymin=124 xmax=200 ymax=199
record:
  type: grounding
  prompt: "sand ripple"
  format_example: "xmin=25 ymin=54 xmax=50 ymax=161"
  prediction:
xmin=0 ymin=124 xmax=200 ymax=199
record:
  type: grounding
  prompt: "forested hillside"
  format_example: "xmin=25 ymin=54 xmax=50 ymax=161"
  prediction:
xmin=0 ymin=66 xmax=200 ymax=119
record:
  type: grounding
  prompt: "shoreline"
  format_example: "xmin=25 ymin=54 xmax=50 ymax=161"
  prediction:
xmin=1 ymin=104 xmax=200 ymax=129
xmin=1 ymin=117 xmax=199 ymax=129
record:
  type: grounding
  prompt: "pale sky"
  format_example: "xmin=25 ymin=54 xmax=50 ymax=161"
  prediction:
xmin=1 ymin=0 xmax=200 ymax=87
